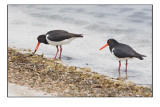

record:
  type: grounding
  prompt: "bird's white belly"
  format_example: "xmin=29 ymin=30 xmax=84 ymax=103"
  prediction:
xmin=46 ymin=37 xmax=77 ymax=46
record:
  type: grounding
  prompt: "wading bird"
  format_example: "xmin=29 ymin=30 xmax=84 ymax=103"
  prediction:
xmin=33 ymin=30 xmax=83 ymax=59
xmin=99 ymin=39 xmax=146 ymax=78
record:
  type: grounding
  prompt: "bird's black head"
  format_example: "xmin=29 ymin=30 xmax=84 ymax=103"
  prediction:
xmin=107 ymin=39 xmax=118 ymax=47
xmin=33 ymin=34 xmax=48 ymax=54
xmin=37 ymin=35 xmax=48 ymax=44
xmin=99 ymin=38 xmax=118 ymax=51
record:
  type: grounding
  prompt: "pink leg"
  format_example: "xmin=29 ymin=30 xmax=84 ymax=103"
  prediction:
xmin=118 ymin=61 xmax=121 ymax=77
xmin=125 ymin=60 xmax=128 ymax=78
xmin=54 ymin=46 xmax=59 ymax=59
xmin=59 ymin=45 xmax=62 ymax=59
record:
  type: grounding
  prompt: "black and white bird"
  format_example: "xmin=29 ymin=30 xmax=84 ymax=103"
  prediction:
xmin=33 ymin=30 xmax=83 ymax=59
xmin=99 ymin=39 xmax=146 ymax=78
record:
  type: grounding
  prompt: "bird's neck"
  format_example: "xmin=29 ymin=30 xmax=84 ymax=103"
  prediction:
xmin=41 ymin=35 xmax=49 ymax=44
xmin=109 ymin=46 xmax=113 ymax=53
xmin=44 ymin=37 xmax=49 ymax=44
xmin=109 ymin=43 xmax=118 ymax=53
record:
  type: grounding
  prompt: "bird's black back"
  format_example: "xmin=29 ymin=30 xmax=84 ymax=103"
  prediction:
xmin=46 ymin=30 xmax=83 ymax=41
xmin=112 ymin=43 xmax=145 ymax=60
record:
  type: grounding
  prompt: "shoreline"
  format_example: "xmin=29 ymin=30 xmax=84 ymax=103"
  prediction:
xmin=8 ymin=47 xmax=152 ymax=97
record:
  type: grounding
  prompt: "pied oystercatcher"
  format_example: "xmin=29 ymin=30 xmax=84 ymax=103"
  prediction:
xmin=33 ymin=30 xmax=83 ymax=59
xmin=99 ymin=39 xmax=146 ymax=78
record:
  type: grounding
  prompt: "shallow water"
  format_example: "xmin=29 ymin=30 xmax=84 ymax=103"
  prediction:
xmin=8 ymin=4 xmax=152 ymax=86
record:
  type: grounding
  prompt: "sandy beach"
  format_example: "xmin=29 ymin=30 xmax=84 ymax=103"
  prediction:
xmin=8 ymin=83 xmax=56 ymax=96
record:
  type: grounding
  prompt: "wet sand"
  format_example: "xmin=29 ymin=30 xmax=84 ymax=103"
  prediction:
xmin=8 ymin=83 xmax=55 ymax=96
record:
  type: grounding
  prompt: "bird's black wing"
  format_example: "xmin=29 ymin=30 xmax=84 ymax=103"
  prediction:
xmin=47 ymin=30 xmax=83 ymax=42
xmin=47 ymin=30 xmax=68 ymax=35
xmin=113 ymin=43 xmax=140 ymax=58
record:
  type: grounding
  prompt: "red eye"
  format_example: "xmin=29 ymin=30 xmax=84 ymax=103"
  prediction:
xmin=109 ymin=40 xmax=111 ymax=43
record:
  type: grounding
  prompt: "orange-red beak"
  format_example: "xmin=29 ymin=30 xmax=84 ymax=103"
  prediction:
xmin=99 ymin=43 xmax=108 ymax=50
xmin=33 ymin=42 xmax=40 ymax=54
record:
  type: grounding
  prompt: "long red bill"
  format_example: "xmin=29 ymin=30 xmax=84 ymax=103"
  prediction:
xmin=99 ymin=43 xmax=108 ymax=50
xmin=33 ymin=42 xmax=40 ymax=54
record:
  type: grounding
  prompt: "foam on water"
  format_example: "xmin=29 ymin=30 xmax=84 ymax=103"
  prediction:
xmin=8 ymin=5 xmax=152 ymax=86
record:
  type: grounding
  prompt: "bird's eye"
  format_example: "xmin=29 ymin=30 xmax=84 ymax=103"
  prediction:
xmin=109 ymin=40 xmax=111 ymax=43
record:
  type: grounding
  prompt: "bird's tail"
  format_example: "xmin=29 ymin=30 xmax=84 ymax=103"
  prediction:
xmin=138 ymin=54 xmax=146 ymax=60
xmin=70 ymin=33 xmax=83 ymax=38
xmin=75 ymin=34 xmax=83 ymax=38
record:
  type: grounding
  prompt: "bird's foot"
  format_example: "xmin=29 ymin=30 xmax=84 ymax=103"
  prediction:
xmin=125 ymin=76 xmax=128 ymax=79
xmin=117 ymin=76 xmax=128 ymax=80
xmin=48 ymin=57 xmax=57 ymax=60
xmin=116 ymin=76 xmax=122 ymax=80
xmin=48 ymin=58 xmax=62 ymax=61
